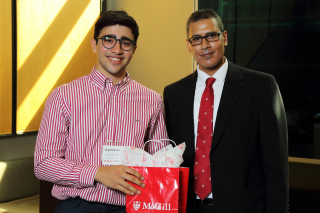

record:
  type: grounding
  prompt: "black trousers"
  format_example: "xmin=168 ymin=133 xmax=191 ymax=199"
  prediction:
xmin=195 ymin=199 xmax=215 ymax=213
xmin=54 ymin=197 xmax=126 ymax=213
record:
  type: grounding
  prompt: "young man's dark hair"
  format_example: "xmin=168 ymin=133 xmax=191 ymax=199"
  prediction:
xmin=186 ymin=9 xmax=224 ymax=36
xmin=94 ymin=10 xmax=139 ymax=44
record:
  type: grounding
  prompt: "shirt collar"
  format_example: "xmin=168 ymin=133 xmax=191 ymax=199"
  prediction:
xmin=197 ymin=57 xmax=228 ymax=84
xmin=89 ymin=67 xmax=131 ymax=91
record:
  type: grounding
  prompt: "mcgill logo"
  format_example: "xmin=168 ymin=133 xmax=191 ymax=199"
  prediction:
xmin=132 ymin=201 xmax=171 ymax=211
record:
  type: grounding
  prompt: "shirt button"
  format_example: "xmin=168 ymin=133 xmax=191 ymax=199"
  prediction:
xmin=111 ymin=95 xmax=114 ymax=98
xmin=110 ymin=117 xmax=113 ymax=120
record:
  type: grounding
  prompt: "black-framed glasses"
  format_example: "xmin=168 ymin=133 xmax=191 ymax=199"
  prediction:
xmin=188 ymin=32 xmax=221 ymax=46
xmin=96 ymin=36 xmax=135 ymax=51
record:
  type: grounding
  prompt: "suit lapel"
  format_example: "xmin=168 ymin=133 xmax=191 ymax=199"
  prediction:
xmin=180 ymin=71 xmax=197 ymax=154
xmin=211 ymin=62 xmax=243 ymax=152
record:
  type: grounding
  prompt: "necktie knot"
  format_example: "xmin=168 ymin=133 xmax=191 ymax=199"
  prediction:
xmin=206 ymin=77 xmax=216 ymax=88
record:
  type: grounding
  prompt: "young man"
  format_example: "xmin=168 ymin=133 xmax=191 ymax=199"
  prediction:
xmin=164 ymin=9 xmax=288 ymax=213
xmin=34 ymin=10 xmax=168 ymax=213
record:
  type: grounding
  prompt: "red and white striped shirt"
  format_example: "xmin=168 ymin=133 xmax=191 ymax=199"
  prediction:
xmin=34 ymin=67 xmax=168 ymax=205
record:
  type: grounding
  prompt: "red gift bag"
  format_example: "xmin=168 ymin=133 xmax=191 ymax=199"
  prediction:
xmin=178 ymin=167 xmax=189 ymax=213
xmin=126 ymin=166 xmax=189 ymax=213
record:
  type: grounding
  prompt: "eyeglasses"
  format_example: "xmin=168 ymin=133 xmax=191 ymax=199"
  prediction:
xmin=188 ymin=32 xmax=221 ymax=46
xmin=96 ymin=36 xmax=135 ymax=51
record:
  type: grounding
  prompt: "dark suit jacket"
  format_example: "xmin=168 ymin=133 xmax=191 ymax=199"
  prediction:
xmin=163 ymin=61 xmax=288 ymax=213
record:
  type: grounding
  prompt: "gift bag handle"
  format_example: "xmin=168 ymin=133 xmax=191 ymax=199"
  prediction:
xmin=159 ymin=139 xmax=176 ymax=147
xmin=143 ymin=139 xmax=177 ymax=167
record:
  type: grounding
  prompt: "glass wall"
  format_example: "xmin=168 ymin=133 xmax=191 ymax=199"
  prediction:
xmin=0 ymin=0 xmax=12 ymax=135
xmin=199 ymin=0 xmax=320 ymax=159
xmin=15 ymin=0 xmax=99 ymax=134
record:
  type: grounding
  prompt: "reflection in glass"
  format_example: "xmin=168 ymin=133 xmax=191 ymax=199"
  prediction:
xmin=199 ymin=0 xmax=320 ymax=159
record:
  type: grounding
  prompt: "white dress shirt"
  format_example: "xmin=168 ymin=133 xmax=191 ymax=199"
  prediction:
xmin=193 ymin=59 xmax=228 ymax=199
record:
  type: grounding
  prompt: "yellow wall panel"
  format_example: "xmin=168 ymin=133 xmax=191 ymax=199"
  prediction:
xmin=107 ymin=0 xmax=195 ymax=94
xmin=16 ymin=0 xmax=99 ymax=133
xmin=0 ymin=0 xmax=12 ymax=135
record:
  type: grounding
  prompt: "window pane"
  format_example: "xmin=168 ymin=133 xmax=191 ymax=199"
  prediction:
xmin=0 ymin=0 xmax=12 ymax=135
xmin=199 ymin=0 xmax=320 ymax=159
xmin=16 ymin=0 xmax=99 ymax=133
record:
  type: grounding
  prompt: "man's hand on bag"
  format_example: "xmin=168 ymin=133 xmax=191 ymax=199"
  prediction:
xmin=95 ymin=165 xmax=145 ymax=195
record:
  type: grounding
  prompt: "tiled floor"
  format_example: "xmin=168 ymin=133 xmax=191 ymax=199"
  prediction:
xmin=0 ymin=195 xmax=39 ymax=213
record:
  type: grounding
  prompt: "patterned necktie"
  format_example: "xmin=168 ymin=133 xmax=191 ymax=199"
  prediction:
xmin=194 ymin=77 xmax=215 ymax=200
